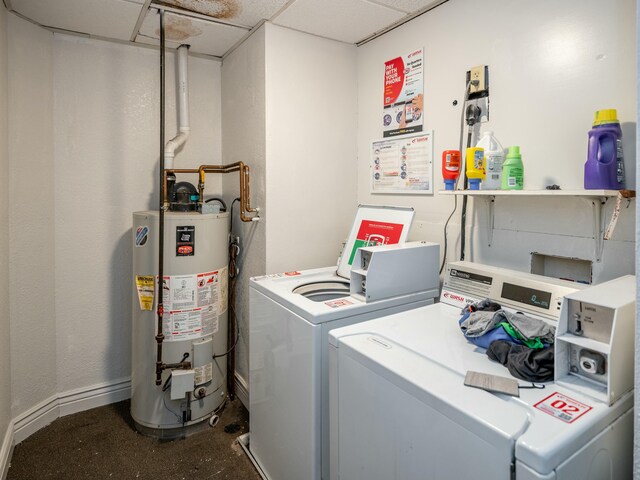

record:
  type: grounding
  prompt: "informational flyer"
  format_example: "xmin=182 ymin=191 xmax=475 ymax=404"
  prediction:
xmin=347 ymin=220 xmax=405 ymax=264
xmin=383 ymin=48 xmax=424 ymax=137
xmin=371 ymin=132 xmax=433 ymax=194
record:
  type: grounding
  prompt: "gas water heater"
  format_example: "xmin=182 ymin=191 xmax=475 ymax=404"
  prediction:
xmin=131 ymin=210 xmax=229 ymax=437
xmin=129 ymin=12 xmax=258 ymax=438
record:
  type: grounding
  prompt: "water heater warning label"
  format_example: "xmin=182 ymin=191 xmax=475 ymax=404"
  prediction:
xmin=162 ymin=270 xmax=223 ymax=342
xmin=166 ymin=309 xmax=202 ymax=340
xmin=135 ymin=275 xmax=154 ymax=311
xmin=164 ymin=275 xmax=197 ymax=311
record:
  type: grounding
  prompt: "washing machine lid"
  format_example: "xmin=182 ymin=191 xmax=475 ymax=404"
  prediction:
xmin=330 ymin=303 xmax=632 ymax=476
xmin=336 ymin=204 xmax=415 ymax=279
xmin=250 ymin=266 xmax=433 ymax=324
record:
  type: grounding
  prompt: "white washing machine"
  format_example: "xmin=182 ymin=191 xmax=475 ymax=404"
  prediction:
xmin=247 ymin=206 xmax=441 ymax=480
xmin=329 ymin=262 xmax=634 ymax=480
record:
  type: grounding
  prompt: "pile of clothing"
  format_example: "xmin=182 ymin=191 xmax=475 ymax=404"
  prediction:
xmin=459 ymin=299 xmax=555 ymax=382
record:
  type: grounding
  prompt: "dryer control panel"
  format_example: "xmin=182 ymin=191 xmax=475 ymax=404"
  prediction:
xmin=441 ymin=261 xmax=586 ymax=321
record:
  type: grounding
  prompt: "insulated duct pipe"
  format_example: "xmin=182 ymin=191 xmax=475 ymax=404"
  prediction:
xmin=164 ymin=44 xmax=190 ymax=170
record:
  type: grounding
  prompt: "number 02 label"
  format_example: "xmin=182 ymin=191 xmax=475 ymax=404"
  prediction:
xmin=534 ymin=392 xmax=592 ymax=423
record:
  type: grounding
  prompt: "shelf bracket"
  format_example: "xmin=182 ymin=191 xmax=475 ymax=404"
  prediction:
xmin=474 ymin=195 xmax=496 ymax=247
xmin=487 ymin=195 xmax=495 ymax=247
xmin=581 ymin=197 xmax=607 ymax=262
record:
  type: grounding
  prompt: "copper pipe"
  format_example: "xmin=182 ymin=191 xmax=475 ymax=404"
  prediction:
xmin=161 ymin=162 xmax=259 ymax=222
xmin=198 ymin=162 xmax=259 ymax=222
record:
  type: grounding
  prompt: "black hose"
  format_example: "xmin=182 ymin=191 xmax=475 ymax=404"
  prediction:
xmin=440 ymin=81 xmax=474 ymax=273
xmin=460 ymin=128 xmax=473 ymax=261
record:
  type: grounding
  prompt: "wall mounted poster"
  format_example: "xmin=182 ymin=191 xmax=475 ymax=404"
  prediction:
xmin=371 ymin=132 xmax=433 ymax=194
xmin=383 ymin=48 xmax=423 ymax=138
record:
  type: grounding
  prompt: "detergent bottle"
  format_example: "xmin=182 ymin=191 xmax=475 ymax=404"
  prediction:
xmin=476 ymin=131 xmax=504 ymax=190
xmin=584 ymin=109 xmax=624 ymax=190
xmin=465 ymin=147 xmax=485 ymax=190
xmin=442 ymin=150 xmax=461 ymax=190
xmin=501 ymin=146 xmax=523 ymax=190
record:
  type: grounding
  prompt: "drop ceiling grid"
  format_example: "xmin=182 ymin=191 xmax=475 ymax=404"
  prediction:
xmin=9 ymin=0 xmax=143 ymax=40
xmin=137 ymin=8 xmax=249 ymax=56
xmin=272 ymin=0 xmax=407 ymax=44
xmin=368 ymin=0 xmax=442 ymax=13
xmin=153 ymin=0 xmax=290 ymax=28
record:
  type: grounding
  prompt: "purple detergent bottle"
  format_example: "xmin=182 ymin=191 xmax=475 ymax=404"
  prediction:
xmin=584 ymin=109 xmax=624 ymax=190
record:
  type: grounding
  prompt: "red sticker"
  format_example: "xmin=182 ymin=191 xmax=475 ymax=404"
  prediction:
xmin=534 ymin=392 xmax=592 ymax=423
xmin=284 ymin=271 xmax=301 ymax=276
xmin=325 ymin=299 xmax=353 ymax=308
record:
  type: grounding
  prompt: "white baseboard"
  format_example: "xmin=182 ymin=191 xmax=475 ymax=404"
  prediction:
xmin=58 ymin=378 xmax=130 ymax=417
xmin=1 ymin=420 xmax=14 ymax=480
xmin=12 ymin=377 xmax=131 ymax=445
xmin=12 ymin=395 xmax=59 ymax=444
xmin=234 ymin=372 xmax=249 ymax=411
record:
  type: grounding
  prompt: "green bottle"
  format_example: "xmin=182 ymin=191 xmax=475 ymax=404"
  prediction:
xmin=502 ymin=146 xmax=524 ymax=190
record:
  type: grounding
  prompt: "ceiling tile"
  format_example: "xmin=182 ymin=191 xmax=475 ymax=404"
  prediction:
xmin=367 ymin=0 xmax=442 ymax=14
xmin=272 ymin=0 xmax=406 ymax=44
xmin=152 ymin=0 xmax=289 ymax=28
xmin=137 ymin=8 xmax=249 ymax=57
xmin=9 ymin=0 xmax=143 ymax=40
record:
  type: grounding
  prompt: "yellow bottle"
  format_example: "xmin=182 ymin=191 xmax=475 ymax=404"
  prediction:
xmin=466 ymin=147 xmax=485 ymax=190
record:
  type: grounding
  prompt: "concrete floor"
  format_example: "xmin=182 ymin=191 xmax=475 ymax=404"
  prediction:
xmin=7 ymin=399 xmax=261 ymax=480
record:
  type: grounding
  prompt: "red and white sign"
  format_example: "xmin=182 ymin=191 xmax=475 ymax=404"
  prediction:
xmin=534 ymin=392 xmax=592 ymax=423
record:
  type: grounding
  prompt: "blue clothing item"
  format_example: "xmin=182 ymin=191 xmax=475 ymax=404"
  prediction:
xmin=458 ymin=310 xmax=522 ymax=349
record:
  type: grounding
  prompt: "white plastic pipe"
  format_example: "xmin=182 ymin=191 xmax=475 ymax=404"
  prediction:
xmin=164 ymin=44 xmax=190 ymax=170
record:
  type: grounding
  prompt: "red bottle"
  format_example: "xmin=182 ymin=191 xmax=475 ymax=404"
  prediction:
xmin=442 ymin=150 xmax=461 ymax=190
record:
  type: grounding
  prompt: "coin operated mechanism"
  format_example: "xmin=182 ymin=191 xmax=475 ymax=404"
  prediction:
xmin=350 ymin=241 xmax=440 ymax=303
xmin=554 ymin=275 xmax=635 ymax=406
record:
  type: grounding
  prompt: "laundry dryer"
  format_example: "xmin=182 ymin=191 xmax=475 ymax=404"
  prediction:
xmin=329 ymin=262 xmax=634 ymax=480
xmin=246 ymin=205 xmax=441 ymax=480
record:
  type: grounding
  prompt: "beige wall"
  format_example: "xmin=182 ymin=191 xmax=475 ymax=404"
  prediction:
xmin=0 ymin=3 xmax=12 ymax=473
xmin=357 ymin=0 xmax=636 ymax=283
xmin=8 ymin=13 xmax=56 ymax=419
xmin=264 ymin=23 xmax=358 ymax=274
xmin=221 ymin=25 xmax=267 ymax=387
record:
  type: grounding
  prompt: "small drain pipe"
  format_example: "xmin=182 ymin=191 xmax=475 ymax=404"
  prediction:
xmin=164 ymin=44 xmax=190 ymax=170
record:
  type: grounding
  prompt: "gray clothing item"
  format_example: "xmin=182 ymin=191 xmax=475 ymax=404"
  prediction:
xmin=460 ymin=309 xmax=555 ymax=344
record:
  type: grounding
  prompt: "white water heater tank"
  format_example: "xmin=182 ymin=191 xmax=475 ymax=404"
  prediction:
xmin=131 ymin=211 xmax=229 ymax=437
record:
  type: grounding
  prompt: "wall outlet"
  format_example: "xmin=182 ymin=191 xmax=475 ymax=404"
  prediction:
xmin=467 ymin=65 xmax=488 ymax=95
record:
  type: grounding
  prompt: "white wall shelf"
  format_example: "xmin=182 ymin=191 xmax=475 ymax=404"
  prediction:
xmin=438 ymin=189 xmax=636 ymax=261
xmin=438 ymin=189 xmax=622 ymax=197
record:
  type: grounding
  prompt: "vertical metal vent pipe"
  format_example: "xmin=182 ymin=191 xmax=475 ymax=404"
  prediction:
xmin=155 ymin=9 xmax=166 ymax=386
